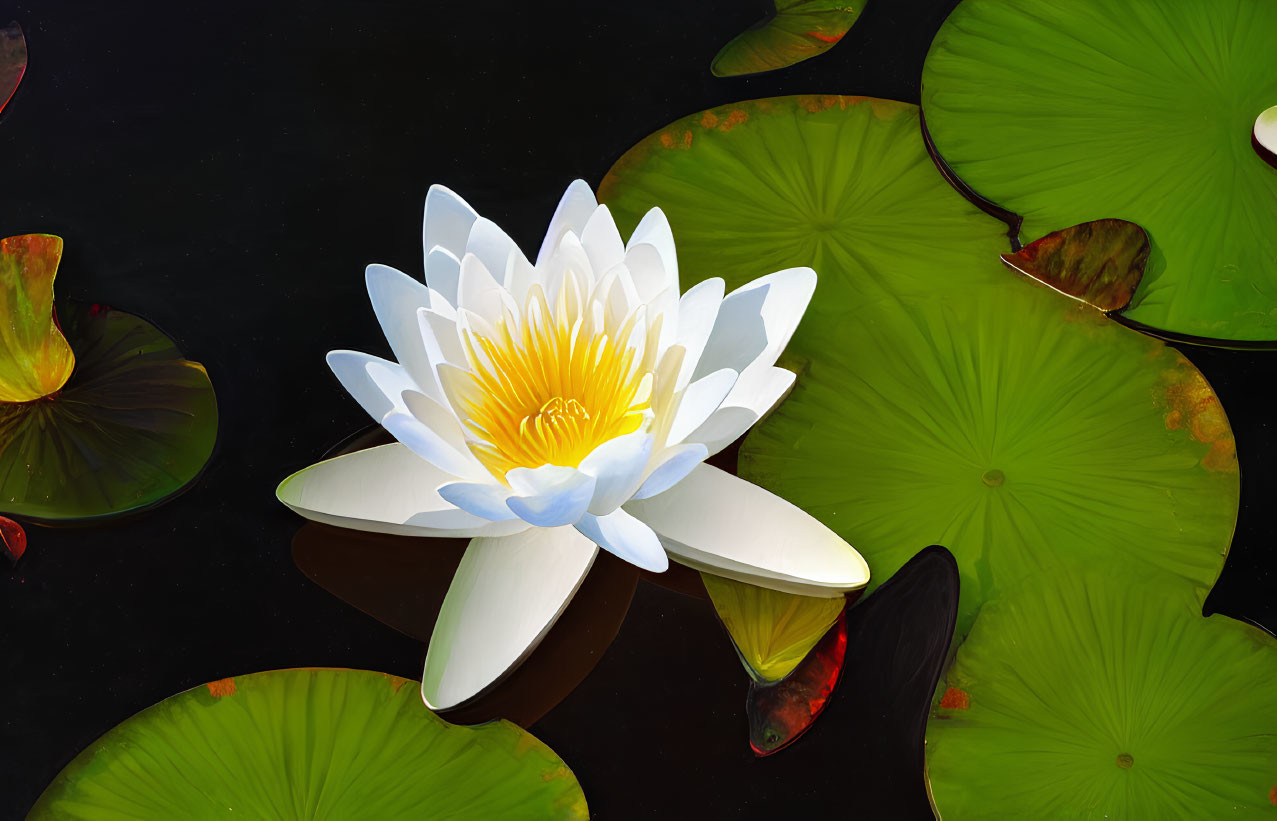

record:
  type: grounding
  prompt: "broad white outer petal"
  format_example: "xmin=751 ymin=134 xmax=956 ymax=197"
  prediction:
xmin=673 ymin=277 xmax=725 ymax=389
xmin=505 ymin=465 xmax=597 ymax=527
xmin=379 ymin=387 xmax=485 ymax=481
xmin=625 ymin=464 xmax=869 ymax=597
xmin=365 ymin=264 xmax=444 ymax=402
xmin=625 ymin=207 xmax=678 ymax=295
xmin=422 ymin=526 xmax=598 ymax=710
xmin=694 ymin=267 xmax=816 ymax=382
xmin=277 ymin=443 xmax=527 ymax=538
xmin=686 ymin=366 xmax=796 ymax=457
xmin=667 ymin=368 xmax=738 ymax=446
xmin=326 ymin=350 xmax=400 ymax=421
xmin=423 ymin=184 xmax=479 ymax=262
xmin=465 ymin=217 xmax=530 ymax=296
xmin=456 ymin=253 xmax=507 ymax=323
xmin=424 ymin=247 xmax=462 ymax=307
xmin=537 ymin=179 xmax=597 ymax=266
xmin=578 ymin=430 xmax=654 ymax=515
xmin=575 ymin=508 xmax=667 ymax=572
xmin=632 ymin=443 xmax=708 ymax=500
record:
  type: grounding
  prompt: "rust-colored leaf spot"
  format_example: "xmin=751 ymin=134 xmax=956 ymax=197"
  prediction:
xmin=1 ymin=515 xmax=26 ymax=565
xmin=681 ymin=129 xmax=693 ymax=149
xmin=1268 ymin=784 xmax=1277 ymax=806
xmin=700 ymin=111 xmax=720 ymax=129
xmin=718 ymin=109 xmax=749 ymax=132
xmin=805 ymin=30 xmax=845 ymax=44
xmin=939 ymin=687 xmax=970 ymax=710
xmin=1158 ymin=357 xmax=1237 ymax=473
xmin=1000 ymin=219 xmax=1149 ymax=312
xmin=206 ymin=678 xmax=237 ymax=697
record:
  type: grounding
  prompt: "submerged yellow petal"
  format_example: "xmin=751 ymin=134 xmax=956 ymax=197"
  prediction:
xmin=702 ymin=572 xmax=845 ymax=682
xmin=0 ymin=234 xmax=75 ymax=403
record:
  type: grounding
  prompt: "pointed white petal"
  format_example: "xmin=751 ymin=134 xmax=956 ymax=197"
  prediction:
xmin=632 ymin=443 xmax=708 ymax=500
xmin=694 ymin=267 xmax=816 ymax=381
xmin=625 ymin=207 xmax=678 ymax=292
xmin=626 ymin=464 xmax=869 ymax=596
xmin=424 ymin=246 xmax=462 ymax=307
xmin=437 ymin=480 xmax=517 ymax=522
xmin=579 ymin=205 xmax=626 ymax=277
xmin=667 ymin=368 xmax=738 ymax=445
xmin=326 ymin=350 xmax=399 ymax=421
xmin=578 ymin=431 xmax=654 ymax=515
xmin=505 ymin=465 xmax=597 ymax=527
xmin=673 ymin=277 xmax=725 ymax=389
xmin=465 ymin=217 xmax=529 ymax=292
xmin=277 ymin=444 xmax=527 ymax=538
xmin=422 ymin=527 xmax=597 ymax=710
xmin=456 ymin=252 xmax=507 ymax=323
xmin=687 ymin=366 xmax=796 ymax=456
xmin=380 ymin=388 xmax=486 ymax=481
xmin=365 ymin=264 xmax=444 ymax=401
xmin=575 ymin=508 xmax=667 ymax=572
xmin=624 ymin=242 xmax=669 ymax=306
xmin=537 ymin=179 xmax=597 ymax=267
xmin=423 ymin=184 xmax=479 ymax=261
xmin=418 ymin=307 xmax=465 ymax=371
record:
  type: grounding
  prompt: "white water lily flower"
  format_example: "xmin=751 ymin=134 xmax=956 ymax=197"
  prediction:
xmin=277 ymin=180 xmax=870 ymax=710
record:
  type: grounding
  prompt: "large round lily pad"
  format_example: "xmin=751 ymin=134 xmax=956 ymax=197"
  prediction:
xmin=710 ymin=1 xmax=867 ymax=78
xmin=0 ymin=302 xmax=218 ymax=522
xmin=601 ymin=96 xmax=1239 ymax=638
xmin=921 ymin=0 xmax=1277 ymax=344
xmin=927 ymin=574 xmax=1277 ymax=819
xmin=30 ymin=668 xmax=589 ymax=819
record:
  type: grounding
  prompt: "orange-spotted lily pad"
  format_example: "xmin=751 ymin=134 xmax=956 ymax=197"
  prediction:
xmin=1000 ymin=219 xmax=1150 ymax=312
xmin=711 ymin=1 xmax=867 ymax=78
xmin=0 ymin=21 xmax=23 ymax=116
xmin=29 ymin=668 xmax=589 ymax=819
xmin=0 ymin=299 xmax=217 ymax=523
xmin=0 ymin=235 xmax=75 ymax=403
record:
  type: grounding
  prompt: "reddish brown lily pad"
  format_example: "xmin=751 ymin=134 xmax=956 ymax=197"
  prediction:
xmin=0 ymin=21 xmax=24 ymax=116
xmin=1 ymin=515 xmax=25 ymax=565
xmin=999 ymin=219 xmax=1150 ymax=312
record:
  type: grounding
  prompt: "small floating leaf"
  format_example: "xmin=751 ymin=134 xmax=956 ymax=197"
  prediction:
xmin=0 ymin=21 xmax=24 ymax=116
xmin=0 ymin=515 xmax=25 ymax=565
xmin=711 ymin=1 xmax=867 ymax=78
xmin=1000 ymin=219 xmax=1149 ymax=312
xmin=0 ymin=235 xmax=74 ymax=403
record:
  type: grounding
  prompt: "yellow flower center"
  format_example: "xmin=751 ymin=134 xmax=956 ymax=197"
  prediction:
xmin=446 ymin=279 xmax=655 ymax=479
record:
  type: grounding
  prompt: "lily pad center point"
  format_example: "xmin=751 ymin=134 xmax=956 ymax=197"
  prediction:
xmin=981 ymin=469 xmax=1005 ymax=488
xmin=1116 ymin=753 xmax=1134 ymax=770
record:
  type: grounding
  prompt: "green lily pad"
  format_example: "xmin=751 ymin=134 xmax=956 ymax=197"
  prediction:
xmin=927 ymin=573 xmax=1277 ymax=819
xmin=0 ymin=234 xmax=75 ymax=403
xmin=29 ymin=668 xmax=589 ymax=819
xmin=0 ymin=21 xmax=24 ymax=116
xmin=710 ymin=1 xmax=867 ymax=78
xmin=0 ymin=301 xmax=218 ymax=523
xmin=921 ymin=0 xmax=1277 ymax=344
xmin=600 ymin=96 xmax=1239 ymax=638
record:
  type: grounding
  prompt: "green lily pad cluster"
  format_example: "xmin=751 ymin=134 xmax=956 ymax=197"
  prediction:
xmin=30 ymin=668 xmax=589 ymax=819
xmin=600 ymin=90 xmax=1262 ymax=815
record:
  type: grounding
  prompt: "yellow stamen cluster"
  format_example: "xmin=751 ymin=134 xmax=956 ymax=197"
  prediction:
xmin=445 ymin=276 xmax=655 ymax=479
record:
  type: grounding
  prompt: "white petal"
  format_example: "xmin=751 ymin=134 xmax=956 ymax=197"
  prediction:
xmin=578 ymin=430 xmax=654 ymax=515
xmin=465 ymin=217 xmax=530 ymax=291
xmin=575 ymin=508 xmax=668 ymax=572
xmin=437 ymin=480 xmax=517 ymax=522
xmin=625 ymin=207 xmax=678 ymax=294
xmin=624 ymin=242 xmax=670 ymax=306
xmin=456 ymin=253 xmax=509 ymax=323
xmin=537 ymin=179 xmax=597 ymax=267
xmin=364 ymin=359 xmax=417 ymax=414
xmin=424 ymin=246 xmax=462 ymax=307
xmin=694 ymin=267 xmax=816 ymax=381
xmin=402 ymin=389 xmax=471 ymax=456
xmin=667 ymin=368 xmax=738 ymax=445
xmin=423 ymin=184 xmax=479 ymax=261
xmin=673 ymin=277 xmax=725 ymax=390
xmin=422 ymin=526 xmax=597 ymax=710
xmin=687 ymin=366 xmax=796 ymax=456
xmin=632 ymin=443 xmax=708 ymax=500
xmin=380 ymin=389 xmax=486 ymax=481
xmin=625 ymin=464 xmax=869 ymax=596
xmin=418 ymin=307 xmax=465 ymax=371
xmin=365 ymin=264 xmax=444 ymax=401
xmin=326 ymin=350 xmax=399 ymax=421
xmin=277 ymin=443 xmax=527 ymax=538
xmin=505 ymin=465 xmax=597 ymax=527
xmin=579 ymin=205 xmax=626 ymax=277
